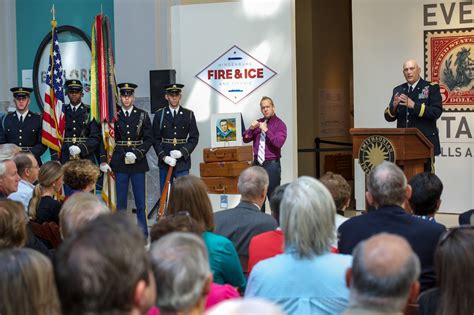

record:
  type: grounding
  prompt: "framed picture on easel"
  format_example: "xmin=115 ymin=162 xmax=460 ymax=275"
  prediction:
xmin=210 ymin=112 xmax=243 ymax=148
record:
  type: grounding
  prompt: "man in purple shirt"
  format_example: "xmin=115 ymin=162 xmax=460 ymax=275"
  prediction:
xmin=243 ymin=96 xmax=287 ymax=212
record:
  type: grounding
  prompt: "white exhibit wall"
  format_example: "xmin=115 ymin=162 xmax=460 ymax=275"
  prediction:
xmin=170 ymin=1 xmax=297 ymax=190
xmin=353 ymin=0 xmax=474 ymax=213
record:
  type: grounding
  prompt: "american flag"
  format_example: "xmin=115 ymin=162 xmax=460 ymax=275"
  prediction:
xmin=42 ymin=20 xmax=66 ymax=153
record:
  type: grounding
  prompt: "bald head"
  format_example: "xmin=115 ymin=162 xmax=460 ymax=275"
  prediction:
xmin=403 ymin=59 xmax=421 ymax=85
xmin=348 ymin=233 xmax=420 ymax=312
xmin=363 ymin=234 xmax=414 ymax=278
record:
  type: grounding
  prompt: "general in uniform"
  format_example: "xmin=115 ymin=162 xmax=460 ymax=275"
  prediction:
xmin=0 ymin=87 xmax=46 ymax=163
xmin=152 ymin=83 xmax=199 ymax=193
xmin=100 ymin=83 xmax=152 ymax=238
xmin=384 ymin=59 xmax=442 ymax=171
xmin=59 ymin=80 xmax=100 ymax=163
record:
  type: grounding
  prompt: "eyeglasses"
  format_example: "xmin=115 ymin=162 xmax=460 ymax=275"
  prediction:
xmin=438 ymin=225 xmax=474 ymax=247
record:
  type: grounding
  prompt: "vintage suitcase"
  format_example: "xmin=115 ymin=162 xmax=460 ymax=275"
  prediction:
xmin=203 ymin=146 xmax=253 ymax=163
xmin=200 ymin=161 xmax=251 ymax=177
xmin=201 ymin=176 xmax=239 ymax=194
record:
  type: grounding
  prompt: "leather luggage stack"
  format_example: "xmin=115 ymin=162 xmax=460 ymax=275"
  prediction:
xmin=200 ymin=146 xmax=253 ymax=194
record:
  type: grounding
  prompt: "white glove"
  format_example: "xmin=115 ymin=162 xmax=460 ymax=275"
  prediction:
xmin=100 ymin=163 xmax=112 ymax=173
xmin=69 ymin=145 xmax=81 ymax=156
xmin=125 ymin=152 xmax=137 ymax=161
xmin=170 ymin=150 xmax=183 ymax=159
xmin=163 ymin=156 xmax=177 ymax=167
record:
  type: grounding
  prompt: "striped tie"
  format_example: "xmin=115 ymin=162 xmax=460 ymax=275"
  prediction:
xmin=257 ymin=130 xmax=266 ymax=165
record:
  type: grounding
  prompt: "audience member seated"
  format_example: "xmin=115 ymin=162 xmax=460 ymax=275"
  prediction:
xmin=459 ymin=209 xmax=474 ymax=225
xmin=167 ymin=175 xmax=246 ymax=291
xmin=150 ymin=232 xmax=212 ymax=315
xmin=59 ymin=192 xmax=109 ymax=239
xmin=0 ymin=200 xmax=27 ymax=249
xmin=0 ymin=143 xmax=20 ymax=161
xmin=28 ymin=161 xmax=63 ymax=224
xmin=214 ymin=166 xmax=277 ymax=264
xmin=343 ymin=233 xmax=420 ymax=315
xmin=320 ymin=171 xmax=351 ymax=249
xmin=54 ymin=213 xmax=156 ymax=315
xmin=9 ymin=153 xmax=38 ymax=212
xmin=206 ymin=298 xmax=284 ymax=315
xmin=0 ymin=158 xmax=20 ymax=198
xmin=247 ymin=183 xmax=288 ymax=274
xmin=338 ymin=162 xmax=445 ymax=292
xmin=409 ymin=172 xmax=444 ymax=224
xmin=62 ymin=159 xmax=100 ymax=196
xmin=0 ymin=248 xmax=61 ymax=315
xmin=418 ymin=226 xmax=474 ymax=315
xmin=246 ymin=176 xmax=352 ymax=314
xmin=149 ymin=214 xmax=239 ymax=312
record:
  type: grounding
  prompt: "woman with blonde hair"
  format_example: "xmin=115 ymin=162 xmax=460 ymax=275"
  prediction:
xmin=28 ymin=161 xmax=63 ymax=224
xmin=167 ymin=175 xmax=246 ymax=291
xmin=0 ymin=248 xmax=61 ymax=315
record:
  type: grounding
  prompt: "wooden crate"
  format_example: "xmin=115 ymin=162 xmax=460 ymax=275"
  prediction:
xmin=203 ymin=146 xmax=253 ymax=163
xmin=200 ymin=161 xmax=251 ymax=177
xmin=201 ymin=176 xmax=239 ymax=194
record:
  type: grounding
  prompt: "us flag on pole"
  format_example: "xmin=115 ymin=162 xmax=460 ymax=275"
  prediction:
xmin=42 ymin=19 xmax=66 ymax=153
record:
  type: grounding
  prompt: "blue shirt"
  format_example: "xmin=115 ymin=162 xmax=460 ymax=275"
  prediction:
xmin=245 ymin=250 xmax=352 ymax=314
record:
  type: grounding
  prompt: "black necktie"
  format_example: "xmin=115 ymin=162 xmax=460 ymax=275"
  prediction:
xmin=125 ymin=111 xmax=129 ymax=117
xmin=408 ymin=86 xmax=413 ymax=93
xmin=173 ymin=110 xmax=177 ymax=117
xmin=19 ymin=115 xmax=23 ymax=124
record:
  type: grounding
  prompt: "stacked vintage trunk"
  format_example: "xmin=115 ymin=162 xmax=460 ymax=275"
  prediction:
xmin=200 ymin=146 xmax=253 ymax=194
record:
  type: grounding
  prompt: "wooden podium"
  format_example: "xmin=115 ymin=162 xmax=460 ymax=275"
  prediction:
xmin=350 ymin=128 xmax=433 ymax=180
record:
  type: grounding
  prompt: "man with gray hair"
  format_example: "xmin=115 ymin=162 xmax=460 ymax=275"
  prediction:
xmin=344 ymin=233 xmax=420 ymax=314
xmin=0 ymin=159 xmax=20 ymax=198
xmin=59 ymin=192 xmax=110 ymax=239
xmin=149 ymin=232 xmax=212 ymax=315
xmin=338 ymin=161 xmax=445 ymax=292
xmin=214 ymin=166 xmax=277 ymax=268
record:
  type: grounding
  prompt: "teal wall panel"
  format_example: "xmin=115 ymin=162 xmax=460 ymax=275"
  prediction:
xmin=16 ymin=0 xmax=114 ymax=112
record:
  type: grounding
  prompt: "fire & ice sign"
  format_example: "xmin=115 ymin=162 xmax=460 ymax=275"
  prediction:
xmin=195 ymin=45 xmax=277 ymax=104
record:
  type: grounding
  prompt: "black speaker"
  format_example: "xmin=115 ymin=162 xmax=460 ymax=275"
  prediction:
xmin=149 ymin=69 xmax=176 ymax=113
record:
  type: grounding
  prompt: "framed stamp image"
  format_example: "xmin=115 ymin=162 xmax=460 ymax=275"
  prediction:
xmin=425 ymin=28 xmax=474 ymax=112
xmin=210 ymin=113 xmax=243 ymax=148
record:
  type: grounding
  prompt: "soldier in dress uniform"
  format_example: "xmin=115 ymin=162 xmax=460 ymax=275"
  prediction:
xmin=152 ymin=83 xmax=199 ymax=193
xmin=58 ymin=80 xmax=100 ymax=164
xmin=0 ymin=87 xmax=46 ymax=164
xmin=100 ymin=83 xmax=152 ymax=238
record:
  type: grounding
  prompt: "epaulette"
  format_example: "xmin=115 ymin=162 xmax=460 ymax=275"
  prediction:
xmin=430 ymin=82 xmax=438 ymax=86
xmin=82 ymin=104 xmax=90 ymax=109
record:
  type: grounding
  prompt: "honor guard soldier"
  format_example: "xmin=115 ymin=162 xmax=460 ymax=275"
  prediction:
xmin=0 ymin=87 xmax=46 ymax=164
xmin=100 ymin=83 xmax=152 ymax=238
xmin=152 ymin=83 xmax=199 ymax=193
xmin=59 ymin=80 xmax=100 ymax=163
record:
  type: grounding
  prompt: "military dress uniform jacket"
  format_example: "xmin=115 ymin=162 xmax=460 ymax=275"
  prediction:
xmin=0 ymin=111 xmax=46 ymax=162
xmin=60 ymin=103 xmax=100 ymax=163
xmin=102 ymin=107 xmax=152 ymax=173
xmin=152 ymin=107 xmax=199 ymax=172
xmin=384 ymin=78 xmax=443 ymax=155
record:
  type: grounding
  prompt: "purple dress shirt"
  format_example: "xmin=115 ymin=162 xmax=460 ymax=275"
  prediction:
xmin=243 ymin=114 xmax=287 ymax=161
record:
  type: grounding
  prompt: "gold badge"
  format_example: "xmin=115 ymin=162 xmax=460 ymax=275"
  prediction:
xmin=358 ymin=135 xmax=396 ymax=174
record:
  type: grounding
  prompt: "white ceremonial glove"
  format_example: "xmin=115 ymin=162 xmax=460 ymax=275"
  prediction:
xmin=125 ymin=152 xmax=137 ymax=161
xmin=69 ymin=145 xmax=81 ymax=156
xmin=163 ymin=156 xmax=177 ymax=167
xmin=100 ymin=163 xmax=112 ymax=173
xmin=170 ymin=150 xmax=183 ymax=159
